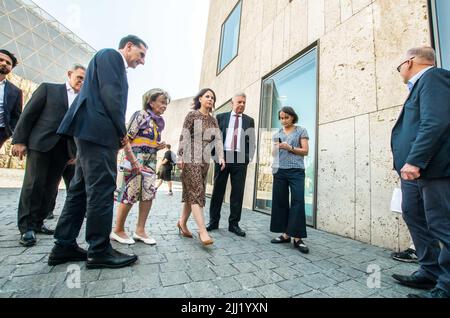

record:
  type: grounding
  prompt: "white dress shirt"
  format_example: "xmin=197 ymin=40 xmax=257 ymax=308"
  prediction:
xmin=0 ymin=79 xmax=6 ymax=128
xmin=224 ymin=111 xmax=243 ymax=152
xmin=66 ymin=82 xmax=78 ymax=108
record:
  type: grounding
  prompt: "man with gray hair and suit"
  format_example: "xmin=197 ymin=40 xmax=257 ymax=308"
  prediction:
xmin=391 ymin=46 xmax=450 ymax=298
xmin=12 ymin=64 xmax=86 ymax=247
xmin=207 ymin=92 xmax=256 ymax=237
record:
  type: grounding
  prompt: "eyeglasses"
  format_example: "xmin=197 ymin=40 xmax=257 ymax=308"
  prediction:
xmin=397 ymin=56 xmax=415 ymax=72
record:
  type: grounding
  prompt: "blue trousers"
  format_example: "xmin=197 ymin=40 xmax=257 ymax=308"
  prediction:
xmin=401 ymin=178 xmax=450 ymax=293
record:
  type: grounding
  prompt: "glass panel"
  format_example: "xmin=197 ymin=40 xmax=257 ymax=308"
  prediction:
xmin=26 ymin=10 xmax=42 ymax=28
xmin=218 ymin=1 xmax=241 ymax=72
xmin=436 ymin=0 xmax=450 ymax=69
xmin=32 ymin=32 xmax=48 ymax=50
xmin=39 ymin=44 xmax=54 ymax=60
xmin=24 ymin=52 xmax=42 ymax=70
xmin=38 ymin=53 xmax=53 ymax=70
xmin=0 ymin=15 xmax=13 ymax=36
xmin=52 ymin=34 xmax=66 ymax=51
xmin=51 ymin=44 xmax=64 ymax=57
xmin=0 ymin=1 xmax=6 ymax=14
xmin=16 ymin=31 xmax=35 ymax=47
xmin=256 ymin=48 xmax=318 ymax=226
xmin=0 ymin=31 xmax=12 ymax=47
xmin=3 ymin=0 xmax=21 ymax=14
xmin=24 ymin=66 xmax=40 ymax=81
xmin=10 ymin=7 xmax=30 ymax=27
xmin=34 ymin=22 xmax=50 ymax=41
xmin=10 ymin=17 xmax=28 ymax=36
xmin=47 ymin=24 xmax=61 ymax=41
xmin=45 ymin=63 xmax=63 ymax=82
xmin=16 ymin=40 xmax=36 ymax=60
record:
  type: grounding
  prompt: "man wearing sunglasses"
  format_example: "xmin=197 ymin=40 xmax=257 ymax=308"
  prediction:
xmin=391 ymin=47 xmax=450 ymax=298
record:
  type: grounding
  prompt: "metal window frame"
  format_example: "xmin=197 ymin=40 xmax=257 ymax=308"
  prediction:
xmin=429 ymin=0 xmax=443 ymax=67
xmin=216 ymin=0 xmax=243 ymax=75
xmin=253 ymin=42 xmax=320 ymax=229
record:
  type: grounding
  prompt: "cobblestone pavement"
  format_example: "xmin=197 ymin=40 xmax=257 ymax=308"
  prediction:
xmin=0 ymin=168 xmax=419 ymax=298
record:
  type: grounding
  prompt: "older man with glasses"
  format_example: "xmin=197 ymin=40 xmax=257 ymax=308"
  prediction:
xmin=391 ymin=46 xmax=450 ymax=298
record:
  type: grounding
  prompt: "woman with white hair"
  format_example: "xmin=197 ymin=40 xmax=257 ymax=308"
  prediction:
xmin=111 ymin=88 xmax=170 ymax=245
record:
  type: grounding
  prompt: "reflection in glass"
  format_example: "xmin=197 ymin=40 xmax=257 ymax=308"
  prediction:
xmin=256 ymin=48 xmax=318 ymax=226
xmin=218 ymin=1 xmax=241 ymax=73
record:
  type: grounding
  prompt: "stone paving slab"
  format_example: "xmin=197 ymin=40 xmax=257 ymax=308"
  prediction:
xmin=0 ymin=168 xmax=420 ymax=298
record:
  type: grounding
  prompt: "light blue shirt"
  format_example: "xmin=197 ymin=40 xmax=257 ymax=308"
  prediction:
xmin=273 ymin=126 xmax=309 ymax=170
xmin=0 ymin=79 xmax=5 ymax=128
xmin=407 ymin=66 xmax=434 ymax=91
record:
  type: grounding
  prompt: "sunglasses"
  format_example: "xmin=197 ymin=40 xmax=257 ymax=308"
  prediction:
xmin=397 ymin=56 xmax=415 ymax=72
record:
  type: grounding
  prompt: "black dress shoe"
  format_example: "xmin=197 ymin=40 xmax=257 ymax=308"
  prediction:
xmin=294 ymin=239 xmax=310 ymax=254
xmin=48 ymin=245 xmax=88 ymax=266
xmin=229 ymin=225 xmax=246 ymax=237
xmin=408 ymin=287 xmax=450 ymax=298
xmin=206 ymin=224 xmax=219 ymax=232
xmin=35 ymin=225 xmax=55 ymax=235
xmin=86 ymin=248 xmax=138 ymax=269
xmin=19 ymin=231 xmax=36 ymax=247
xmin=392 ymin=273 xmax=436 ymax=290
xmin=271 ymin=235 xmax=292 ymax=244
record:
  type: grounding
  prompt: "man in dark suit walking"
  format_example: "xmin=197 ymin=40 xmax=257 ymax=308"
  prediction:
xmin=0 ymin=49 xmax=22 ymax=150
xmin=48 ymin=35 xmax=147 ymax=269
xmin=12 ymin=64 xmax=86 ymax=247
xmin=207 ymin=93 xmax=256 ymax=237
xmin=391 ymin=47 xmax=450 ymax=298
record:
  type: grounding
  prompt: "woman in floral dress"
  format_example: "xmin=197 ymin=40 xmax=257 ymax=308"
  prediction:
xmin=112 ymin=89 xmax=170 ymax=245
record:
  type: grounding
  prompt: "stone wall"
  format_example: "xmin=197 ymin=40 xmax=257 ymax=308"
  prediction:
xmin=199 ymin=0 xmax=432 ymax=250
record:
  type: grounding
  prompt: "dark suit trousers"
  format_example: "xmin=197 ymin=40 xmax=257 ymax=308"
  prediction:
xmin=48 ymin=164 xmax=76 ymax=215
xmin=401 ymin=178 xmax=450 ymax=293
xmin=54 ymin=139 xmax=118 ymax=256
xmin=0 ymin=128 xmax=7 ymax=149
xmin=17 ymin=139 xmax=68 ymax=233
xmin=209 ymin=153 xmax=248 ymax=227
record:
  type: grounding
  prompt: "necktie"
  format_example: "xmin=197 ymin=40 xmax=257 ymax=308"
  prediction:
xmin=231 ymin=114 xmax=240 ymax=151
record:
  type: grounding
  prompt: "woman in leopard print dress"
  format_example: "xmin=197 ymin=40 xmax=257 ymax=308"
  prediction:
xmin=177 ymin=88 xmax=225 ymax=246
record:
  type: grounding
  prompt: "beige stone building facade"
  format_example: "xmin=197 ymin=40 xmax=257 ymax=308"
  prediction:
xmin=166 ymin=0 xmax=449 ymax=252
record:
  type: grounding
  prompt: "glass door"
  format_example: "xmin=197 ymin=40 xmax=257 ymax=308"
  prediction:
xmin=255 ymin=48 xmax=318 ymax=226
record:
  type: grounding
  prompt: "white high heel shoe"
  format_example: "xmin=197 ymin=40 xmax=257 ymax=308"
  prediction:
xmin=110 ymin=232 xmax=136 ymax=245
xmin=133 ymin=233 xmax=156 ymax=246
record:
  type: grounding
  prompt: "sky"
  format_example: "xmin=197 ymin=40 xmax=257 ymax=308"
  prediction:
xmin=32 ymin=0 xmax=210 ymax=118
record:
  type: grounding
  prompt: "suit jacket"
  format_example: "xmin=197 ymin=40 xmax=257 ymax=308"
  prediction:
xmin=391 ymin=67 xmax=450 ymax=179
xmin=216 ymin=112 xmax=256 ymax=164
xmin=57 ymin=49 xmax=128 ymax=149
xmin=2 ymin=80 xmax=23 ymax=137
xmin=12 ymin=83 xmax=70 ymax=153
